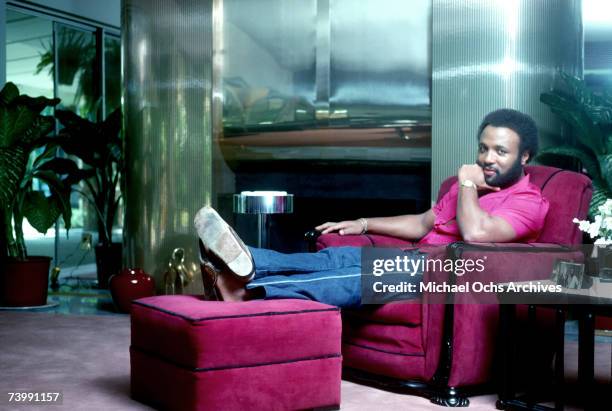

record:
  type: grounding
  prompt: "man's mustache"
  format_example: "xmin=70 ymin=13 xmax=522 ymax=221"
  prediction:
xmin=476 ymin=162 xmax=500 ymax=175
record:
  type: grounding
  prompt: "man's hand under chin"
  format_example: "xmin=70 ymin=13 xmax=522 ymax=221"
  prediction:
xmin=458 ymin=164 xmax=500 ymax=192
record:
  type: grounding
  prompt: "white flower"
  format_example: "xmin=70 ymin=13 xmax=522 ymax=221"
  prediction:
xmin=594 ymin=237 xmax=612 ymax=245
xmin=573 ymin=198 xmax=612 ymax=242
xmin=599 ymin=199 xmax=612 ymax=216
xmin=589 ymin=215 xmax=602 ymax=238
xmin=580 ymin=220 xmax=592 ymax=232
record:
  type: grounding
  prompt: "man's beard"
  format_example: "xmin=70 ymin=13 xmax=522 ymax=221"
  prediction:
xmin=477 ymin=157 xmax=524 ymax=188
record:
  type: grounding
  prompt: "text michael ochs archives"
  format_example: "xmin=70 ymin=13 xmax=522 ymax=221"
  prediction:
xmin=360 ymin=248 xmax=564 ymax=304
xmin=371 ymin=279 xmax=562 ymax=294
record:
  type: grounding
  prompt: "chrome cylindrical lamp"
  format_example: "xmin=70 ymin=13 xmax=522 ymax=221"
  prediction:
xmin=233 ymin=191 xmax=294 ymax=248
xmin=233 ymin=191 xmax=294 ymax=214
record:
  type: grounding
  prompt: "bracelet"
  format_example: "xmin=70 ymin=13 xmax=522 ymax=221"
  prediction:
xmin=358 ymin=218 xmax=368 ymax=234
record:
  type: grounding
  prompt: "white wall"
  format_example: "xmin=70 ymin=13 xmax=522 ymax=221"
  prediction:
xmin=12 ymin=0 xmax=120 ymax=27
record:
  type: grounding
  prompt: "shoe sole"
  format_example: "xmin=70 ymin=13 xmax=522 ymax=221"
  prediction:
xmin=194 ymin=206 xmax=254 ymax=281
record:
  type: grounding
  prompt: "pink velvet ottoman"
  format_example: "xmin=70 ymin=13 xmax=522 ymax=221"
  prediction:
xmin=130 ymin=295 xmax=342 ymax=411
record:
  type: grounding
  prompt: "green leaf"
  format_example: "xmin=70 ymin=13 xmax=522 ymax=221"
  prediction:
xmin=65 ymin=167 xmax=95 ymax=186
xmin=589 ymin=180 xmax=612 ymax=219
xmin=27 ymin=169 xmax=73 ymax=231
xmin=30 ymin=172 xmax=72 ymax=223
xmin=22 ymin=191 xmax=61 ymax=233
xmin=54 ymin=108 xmax=122 ymax=243
xmin=541 ymin=74 xmax=607 ymax=154
xmin=0 ymin=92 xmax=58 ymax=149
xmin=0 ymin=106 xmax=38 ymax=147
xmin=599 ymin=154 xmax=612 ymax=190
xmin=20 ymin=115 xmax=56 ymax=147
xmin=32 ymin=144 xmax=60 ymax=168
xmin=55 ymin=109 xmax=93 ymax=131
xmin=31 ymin=169 xmax=64 ymax=190
xmin=15 ymin=95 xmax=60 ymax=113
xmin=603 ymin=130 xmax=612 ymax=155
xmin=55 ymin=189 xmax=72 ymax=231
xmin=0 ymin=82 xmax=19 ymax=106
xmin=102 ymin=109 xmax=122 ymax=143
xmin=37 ymin=157 xmax=80 ymax=176
xmin=0 ymin=146 xmax=28 ymax=207
xmin=535 ymin=146 xmax=600 ymax=178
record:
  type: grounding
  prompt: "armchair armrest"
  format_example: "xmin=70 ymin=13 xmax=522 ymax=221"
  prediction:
xmin=445 ymin=242 xmax=585 ymax=304
xmin=305 ymin=231 xmax=415 ymax=251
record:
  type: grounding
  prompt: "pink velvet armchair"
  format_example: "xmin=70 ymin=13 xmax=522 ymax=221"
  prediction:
xmin=309 ymin=165 xmax=592 ymax=406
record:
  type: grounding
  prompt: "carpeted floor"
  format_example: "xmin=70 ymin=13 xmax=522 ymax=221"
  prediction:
xmin=0 ymin=312 xmax=610 ymax=410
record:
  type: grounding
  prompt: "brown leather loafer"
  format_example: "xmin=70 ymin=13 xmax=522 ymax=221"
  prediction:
xmin=199 ymin=242 xmax=221 ymax=301
xmin=194 ymin=206 xmax=255 ymax=282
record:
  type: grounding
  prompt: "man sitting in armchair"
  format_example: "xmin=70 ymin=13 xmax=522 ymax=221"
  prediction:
xmin=195 ymin=108 xmax=549 ymax=307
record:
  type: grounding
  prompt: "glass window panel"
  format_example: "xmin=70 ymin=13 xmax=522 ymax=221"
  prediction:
xmin=6 ymin=10 xmax=54 ymax=98
xmin=5 ymin=9 xmax=122 ymax=283
xmin=55 ymin=24 xmax=97 ymax=119
xmin=104 ymin=35 xmax=121 ymax=117
xmin=6 ymin=10 xmax=55 ymax=260
xmin=54 ymin=24 xmax=98 ymax=245
xmin=103 ymin=35 xmax=123 ymax=237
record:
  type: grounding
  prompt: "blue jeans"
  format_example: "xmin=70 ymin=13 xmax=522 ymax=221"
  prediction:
xmin=245 ymin=247 xmax=363 ymax=308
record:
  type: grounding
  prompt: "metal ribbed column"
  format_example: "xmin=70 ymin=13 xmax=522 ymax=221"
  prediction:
xmin=431 ymin=0 xmax=582 ymax=200
xmin=123 ymin=0 xmax=214 ymax=291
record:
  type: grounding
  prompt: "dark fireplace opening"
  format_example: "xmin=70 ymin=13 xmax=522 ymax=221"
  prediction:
xmin=218 ymin=161 xmax=431 ymax=253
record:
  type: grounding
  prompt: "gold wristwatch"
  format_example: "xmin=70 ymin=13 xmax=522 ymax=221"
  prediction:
xmin=460 ymin=179 xmax=477 ymax=189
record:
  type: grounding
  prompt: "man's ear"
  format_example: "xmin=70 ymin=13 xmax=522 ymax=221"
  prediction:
xmin=521 ymin=151 xmax=529 ymax=165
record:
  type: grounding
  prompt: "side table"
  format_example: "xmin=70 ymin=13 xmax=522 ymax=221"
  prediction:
xmin=496 ymin=281 xmax=612 ymax=410
xmin=233 ymin=191 xmax=294 ymax=248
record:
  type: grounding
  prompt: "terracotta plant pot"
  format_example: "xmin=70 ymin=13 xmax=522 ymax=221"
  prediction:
xmin=94 ymin=242 xmax=122 ymax=289
xmin=109 ymin=268 xmax=155 ymax=313
xmin=0 ymin=256 xmax=52 ymax=307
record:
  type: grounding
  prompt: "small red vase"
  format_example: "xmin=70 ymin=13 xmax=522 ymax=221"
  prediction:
xmin=109 ymin=268 xmax=155 ymax=313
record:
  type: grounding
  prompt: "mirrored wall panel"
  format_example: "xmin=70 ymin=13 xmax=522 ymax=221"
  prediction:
xmin=221 ymin=0 xmax=431 ymax=140
xmin=329 ymin=0 xmax=430 ymax=127
xmin=222 ymin=0 xmax=317 ymax=133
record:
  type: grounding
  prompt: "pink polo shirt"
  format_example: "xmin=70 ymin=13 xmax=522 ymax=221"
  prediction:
xmin=418 ymin=174 xmax=549 ymax=245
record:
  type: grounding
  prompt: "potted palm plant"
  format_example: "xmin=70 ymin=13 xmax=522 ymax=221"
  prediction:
xmin=539 ymin=73 xmax=612 ymax=330
xmin=537 ymin=71 xmax=612 ymax=218
xmin=0 ymin=82 xmax=80 ymax=306
xmin=55 ymin=108 xmax=123 ymax=288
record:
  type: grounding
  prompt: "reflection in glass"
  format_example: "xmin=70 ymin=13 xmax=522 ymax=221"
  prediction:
xmin=221 ymin=0 xmax=431 ymax=136
xmin=6 ymin=10 xmax=53 ymax=98
xmin=104 ymin=35 xmax=121 ymax=116
xmin=54 ymin=24 xmax=97 ymax=118
xmin=583 ymin=0 xmax=612 ymax=91
xmin=329 ymin=0 xmax=431 ymax=126
xmin=5 ymin=10 xmax=55 ymax=261
xmin=7 ymin=9 xmax=122 ymax=274
xmin=222 ymin=0 xmax=317 ymax=134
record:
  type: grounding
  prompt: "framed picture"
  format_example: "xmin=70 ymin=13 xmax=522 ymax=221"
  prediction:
xmin=597 ymin=246 xmax=612 ymax=282
xmin=551 ymin=260 xmax=585 ymax=289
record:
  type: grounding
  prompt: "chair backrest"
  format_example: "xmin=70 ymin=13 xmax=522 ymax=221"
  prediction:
xmin=436 ymin=165 xmax=592 ymax=244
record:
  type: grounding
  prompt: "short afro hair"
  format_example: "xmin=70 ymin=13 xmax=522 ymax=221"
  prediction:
xmin=477 ymin=108 xmax=539 ymax=162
